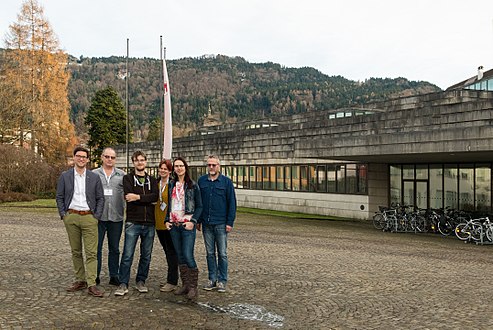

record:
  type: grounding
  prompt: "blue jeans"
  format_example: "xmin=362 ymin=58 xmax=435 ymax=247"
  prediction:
xmin=97 ymin=220 xmax=123 ymax=279
xmin=118 ymin=222 xmax=155 ymax=285
xmin=202 ymin=224 xmax=228 ymax=283
xmin=169 ymin=224 xmax=197 ymax=269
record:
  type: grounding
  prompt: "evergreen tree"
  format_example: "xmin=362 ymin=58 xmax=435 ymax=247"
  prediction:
xmin=85 ymin=86 xmax=127 ymax=165
xmin=147 ymin=118 xmax=161 ymax=142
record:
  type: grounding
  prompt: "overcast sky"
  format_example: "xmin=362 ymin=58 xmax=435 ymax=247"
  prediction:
xmin=1 ymin=0 xmax=493 ymax=89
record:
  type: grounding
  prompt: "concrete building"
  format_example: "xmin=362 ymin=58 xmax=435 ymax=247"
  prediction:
xmin=115 ymin=69 xmax=493 ymax=220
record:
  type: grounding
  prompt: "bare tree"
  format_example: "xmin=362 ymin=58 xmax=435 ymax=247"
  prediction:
xmin=1 ymin=0 xmax=75 ymax=163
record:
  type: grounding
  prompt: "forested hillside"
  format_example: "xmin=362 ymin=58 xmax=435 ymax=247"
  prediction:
xmin=67 ymin=54 xmax=441 ymax=141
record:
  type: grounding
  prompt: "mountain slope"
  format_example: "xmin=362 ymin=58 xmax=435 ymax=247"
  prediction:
xmin=67 ymin=54 xmax=441 ymax=141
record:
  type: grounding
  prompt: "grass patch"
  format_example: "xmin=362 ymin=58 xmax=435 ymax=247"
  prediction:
xmin=0 ymin=199 xmax=57 ymax=208
xmin=0 ymin=200 xmax=354 ymax=221
xmin=238 ymin=207 xmax=349 ymax=221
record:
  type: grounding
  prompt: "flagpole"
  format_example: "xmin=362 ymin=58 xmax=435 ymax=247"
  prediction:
xmin=162 ymin=45 xmax=172 ymax=160
xmin=159 ymin=36 xmax=164 ymax=156
xmin=125 ymin=38 xmax=129 ymax=169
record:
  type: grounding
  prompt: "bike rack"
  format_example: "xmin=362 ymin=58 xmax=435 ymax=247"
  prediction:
xmin=475 ymin=225 xmax=493 ymax=245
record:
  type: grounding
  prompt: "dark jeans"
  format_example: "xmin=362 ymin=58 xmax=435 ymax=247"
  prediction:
xmin=156 ymin=229 xmax=179 ymax=285
xmin=97 ymin=220 xmax=123 ymax=279
xmin=119 ymin=222 xmax=155 ymax=285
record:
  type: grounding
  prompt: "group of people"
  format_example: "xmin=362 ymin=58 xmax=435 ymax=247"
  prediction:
xmin=55 ymin=146 xmax=237 ymax=301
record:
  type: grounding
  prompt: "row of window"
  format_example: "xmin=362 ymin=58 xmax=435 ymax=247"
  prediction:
xmin=465 ymin=78 xmax=493 ymax=91
xmin=190 ymin=163 xmax=368 ymax=194
xmin=390 ymin=163 xmax=492 ymax=212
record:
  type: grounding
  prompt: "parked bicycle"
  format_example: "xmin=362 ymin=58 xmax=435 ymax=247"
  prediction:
xmin=455 ymin=217 xmax=487 ymax=242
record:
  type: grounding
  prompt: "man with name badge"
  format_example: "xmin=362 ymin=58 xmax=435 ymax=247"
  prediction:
xmin=93 ymin=147 xmax=125 ymax=286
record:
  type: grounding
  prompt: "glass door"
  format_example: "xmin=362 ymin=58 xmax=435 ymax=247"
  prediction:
xmin=416 ymin=181 xmax=428 ymax=210
xmin=403 ymin=180 xmax=414 ymax=207
xmin=403 ymin=179 xmax=428 ymax=209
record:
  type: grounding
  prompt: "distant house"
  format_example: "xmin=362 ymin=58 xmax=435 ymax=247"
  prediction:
xmin=447 ymin=66 xmax=493 ymax=91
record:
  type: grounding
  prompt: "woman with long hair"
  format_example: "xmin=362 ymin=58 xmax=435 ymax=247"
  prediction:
xmin=154 ymin=159 xmax=179 ymax=292
xmin=165 ymin=157 xmax=203 ymax=301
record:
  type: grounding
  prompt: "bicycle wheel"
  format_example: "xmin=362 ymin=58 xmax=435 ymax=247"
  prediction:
xmin=373 ymin=213 xmax=385 ymax=230
xmin=455 ymin=223 xmax=470 ymax=240
xmin=486 ymin=226 xmax=493 ymax=242
xmin=471 ymin=223 xmax=483 ymax=241
xmin=438 ymin=220 xmax=454 ymax=236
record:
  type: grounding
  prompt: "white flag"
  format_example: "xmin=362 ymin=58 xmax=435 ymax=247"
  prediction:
xmin=162 ymin=57 xmax=172 ymax=159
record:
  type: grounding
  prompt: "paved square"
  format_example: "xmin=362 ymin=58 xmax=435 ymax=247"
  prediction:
xmin=1 ymin=208 xmax=493 ymax=329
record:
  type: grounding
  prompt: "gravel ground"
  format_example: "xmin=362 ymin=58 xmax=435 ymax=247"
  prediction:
xmin=1 ymin=207 xmax=493 ymax=329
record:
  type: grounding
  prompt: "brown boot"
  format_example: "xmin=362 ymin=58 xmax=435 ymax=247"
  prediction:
xmin=186 ymin=268 xmax=199 ymax=301
xmin=174 ymin=265 xmax=189 ymax=295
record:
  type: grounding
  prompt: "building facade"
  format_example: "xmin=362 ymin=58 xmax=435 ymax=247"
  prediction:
xmin=115 ymin=70 xmax=493 ymax=220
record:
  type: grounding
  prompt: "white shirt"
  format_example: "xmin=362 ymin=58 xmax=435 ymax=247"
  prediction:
xmin=68 ymin=168 xmax=90 ymax=211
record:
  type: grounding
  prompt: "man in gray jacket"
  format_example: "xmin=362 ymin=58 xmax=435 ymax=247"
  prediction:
xmin=93 ymin=147 xmax=125 ymax=286
xmin=56 ymin=146 xmax=105 ymax=297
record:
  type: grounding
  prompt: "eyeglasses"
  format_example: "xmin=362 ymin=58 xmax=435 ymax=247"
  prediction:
xmin=103 ymin=155 xmax=116 ymax=160
xmin=207 ymin=164 xmax=219 ymax=167
xmin=74 ymin=154 xmax=88 ymax=159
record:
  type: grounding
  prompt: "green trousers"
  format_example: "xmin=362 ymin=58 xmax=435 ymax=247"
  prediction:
xmin=63 ymin=213 xmax=98 ymax=287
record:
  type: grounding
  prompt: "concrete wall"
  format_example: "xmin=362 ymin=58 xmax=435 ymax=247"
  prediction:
xmin=115 ymin=90 xmax=493 ymax=166
xmin=367 ymin=163 xmax=389 ymax=216
xmin=236 ymin=189 xmax=370 ymax=220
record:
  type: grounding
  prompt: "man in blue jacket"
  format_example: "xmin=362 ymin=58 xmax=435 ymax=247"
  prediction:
xmin=56 ymin=146 xmax=105 ymax=297
xmin=197 ymin=155 xmax=237 ymax=293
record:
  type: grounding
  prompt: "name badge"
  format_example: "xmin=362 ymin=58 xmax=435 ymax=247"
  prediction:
xmin=160 ymin=202 xmax=167 ymax=211
xmin=104 ymin=188 xmax=113 ymax=196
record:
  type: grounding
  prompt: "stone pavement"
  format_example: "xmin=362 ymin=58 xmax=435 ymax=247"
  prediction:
xmin=1 ymin=208 xmax=493 ymax=329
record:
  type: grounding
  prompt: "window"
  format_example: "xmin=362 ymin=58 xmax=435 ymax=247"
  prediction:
xmin=300 ymin=165 xmax=309 ymax=191
xmin=327 ymin=164 xmax=336 ymax=193
xmin=276 ymin=166 xmax=284 ymax=190
xmin=186 ymin=162 xmax=369 ymax=196
xmin=238 ymin=166 xmax=247 ymax=189
xmin=284 ymin=166 xmax=292 ymax=190
xmin=292 ymin=166 xmax=300 ymax=191
xmin=429 ymin=165 xmax=443 ymax=209
xmin=390 ymin=165 xmax=401 ymax=206
xmin=262 ymin=166 xmax=270 ymax=190
xmin=458 ymin=164 xmax=474 ymax=211
xmin=346 ymin=164 xmax=357 ymax=194
xmin=269 ymin=166 xmax=276 ymax=190
xmin=231 ymin=166 xmax=238 ymax=188
xmin=248 ymin=166 xmax=256 ymax=189
xmin=357 ymin=164 xmax=367 ymax=194
xmin=336 ymin=165 xmax=345 ymax=193
xmin=256 ymin=166 xmax=263 ymax=190
xmin=309 ymin=165 xmax=317 ymax=192
xmin=316 ymin=165 xmax=327 ymax=192
xmin=475 ymin=165 xmax=491 ymax=211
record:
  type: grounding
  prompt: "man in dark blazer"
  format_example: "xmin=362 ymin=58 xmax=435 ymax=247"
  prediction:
xmin=56 ymin=146 xmax=105 ymax=297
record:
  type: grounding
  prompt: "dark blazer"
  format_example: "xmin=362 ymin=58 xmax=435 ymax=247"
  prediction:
xmin=56 ymin=168 xmax=105 ymax=220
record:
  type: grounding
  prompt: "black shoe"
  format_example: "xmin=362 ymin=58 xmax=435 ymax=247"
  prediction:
xmin=109 ymin=277 xmax=120 ymax=286
xmin=95 ymin=277 xmax=100 ymax=285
